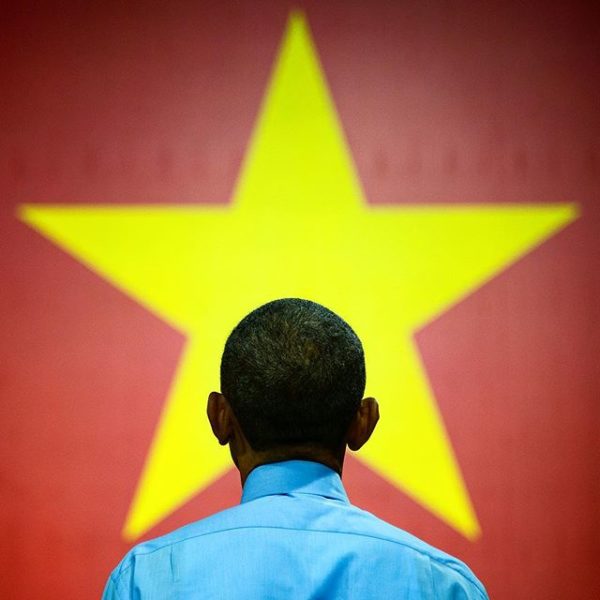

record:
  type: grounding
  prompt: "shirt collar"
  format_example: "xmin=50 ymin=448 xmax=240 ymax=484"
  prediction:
xmin=241 ymin=460 xmax=350 ymax=505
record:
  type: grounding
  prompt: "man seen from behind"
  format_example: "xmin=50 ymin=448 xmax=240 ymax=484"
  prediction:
xmin=102 ymin=297 xmax=489 ymax=599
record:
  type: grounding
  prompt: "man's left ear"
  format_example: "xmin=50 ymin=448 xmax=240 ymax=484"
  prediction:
xmin=207 ymin=391 xmax=234 ymax=446
xmin=346 ymin=397 xmax=379 ymax=451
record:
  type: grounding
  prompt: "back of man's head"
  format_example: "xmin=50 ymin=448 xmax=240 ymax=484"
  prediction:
xmin=220 ymin=298 xmax=366 ymax=452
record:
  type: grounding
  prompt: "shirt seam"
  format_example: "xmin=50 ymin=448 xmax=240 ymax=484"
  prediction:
xmin=243 ymin=491 xmax=349 ymax=504
xmin=115 ymin=524 xmax=484 ymax=591
xmin=428 ymin=555 xmax=485 ymax=600
xmin=109 ymin=572 xmax=124 ymax=600
xmin=429 ymin=556 xmax=438 ymax=598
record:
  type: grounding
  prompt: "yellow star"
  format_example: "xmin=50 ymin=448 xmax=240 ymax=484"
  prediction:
xmin=20 ymin=11 xmax=576 ymax=542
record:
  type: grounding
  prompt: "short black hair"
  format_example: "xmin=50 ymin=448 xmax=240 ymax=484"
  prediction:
xmin=220 ymin=298 xmax=366 ymax=451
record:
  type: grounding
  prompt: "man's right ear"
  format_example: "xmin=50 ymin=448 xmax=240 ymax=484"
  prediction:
xmin=207 ymin=391 xmax=233 ymax=446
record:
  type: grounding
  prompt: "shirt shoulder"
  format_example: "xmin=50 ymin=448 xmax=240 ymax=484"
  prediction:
xmin=107 ymin=502 xmax=250 ymax=578
xmin=339 ymin=505 xmax=488 ymax=599
xmin=102 ymin=504 xmax=251 ymax=599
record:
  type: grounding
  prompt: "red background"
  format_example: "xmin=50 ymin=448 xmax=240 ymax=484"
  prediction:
xmin=1 ymin=1 xmax=599 ymax=598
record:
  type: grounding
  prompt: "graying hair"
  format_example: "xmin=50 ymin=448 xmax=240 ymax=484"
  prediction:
xmin=220 ymin=298 xmax=366 ymax=451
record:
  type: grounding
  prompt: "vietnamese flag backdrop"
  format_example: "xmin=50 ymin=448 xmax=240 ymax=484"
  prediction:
xmin=1 ymin=1 xmax=599 ymax=599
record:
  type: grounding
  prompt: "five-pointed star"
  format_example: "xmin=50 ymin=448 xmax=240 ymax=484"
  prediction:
xmin=21 ymin=12 xmax=576 ymax=541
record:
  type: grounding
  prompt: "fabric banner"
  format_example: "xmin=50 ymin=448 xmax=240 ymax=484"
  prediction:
xmin=1 ymin=2 xmax=598 ymax=598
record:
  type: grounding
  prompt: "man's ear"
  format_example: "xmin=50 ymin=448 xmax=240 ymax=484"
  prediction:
xmin=207 ymin=391 xmax=233 ymax=446
xmin=346 ymin=397 xmax=379 ymax=451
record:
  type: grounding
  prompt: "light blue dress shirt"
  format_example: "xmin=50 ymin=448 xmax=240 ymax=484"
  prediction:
xmin=102 ymin=460 xmax=488 ymax=599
